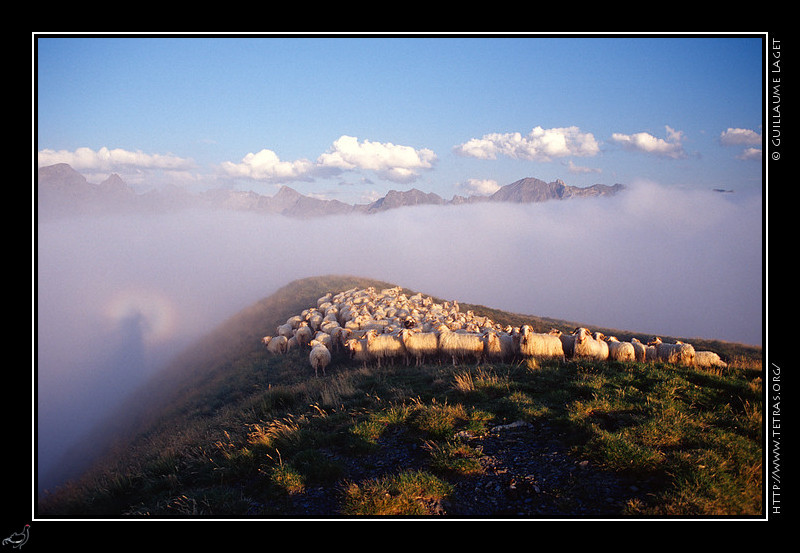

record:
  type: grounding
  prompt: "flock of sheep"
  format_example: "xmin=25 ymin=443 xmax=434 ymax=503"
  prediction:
xmin=260 ymin=286 xmax=728 ymax=377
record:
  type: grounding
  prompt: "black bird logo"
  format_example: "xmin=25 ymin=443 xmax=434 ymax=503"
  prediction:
xmin=2 ymin=525 xmax=29 ymax=549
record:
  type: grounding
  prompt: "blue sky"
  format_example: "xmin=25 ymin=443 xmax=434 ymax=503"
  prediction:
xmin=36 ymin=34 xmax=764 ymax=204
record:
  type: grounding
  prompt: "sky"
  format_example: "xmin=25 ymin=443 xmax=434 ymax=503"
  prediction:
xmin=33 ymin=33 xmax=766 ymax=496
xmin=35 ymin=34 xmax=764 ymax=203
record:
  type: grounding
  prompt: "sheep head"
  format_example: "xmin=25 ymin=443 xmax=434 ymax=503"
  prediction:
xmin=573 ymin=327 xmax=592 ymax=343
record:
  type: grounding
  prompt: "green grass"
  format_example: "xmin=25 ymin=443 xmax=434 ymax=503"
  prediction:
xmin=37 ymin=275 xmax=764 ymax=518
xmin=38 ymin=352 xmax=763 ymax=517
xmin=341 ymin=470 xmax=453 ymax=516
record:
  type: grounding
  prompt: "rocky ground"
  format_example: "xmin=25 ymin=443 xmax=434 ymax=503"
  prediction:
xmin=261 ymin=418 xmax=658 ymax=519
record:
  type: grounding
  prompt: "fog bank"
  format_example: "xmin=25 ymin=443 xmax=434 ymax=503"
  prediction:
xmin=35 ymin=180 xmax=762 ymax=493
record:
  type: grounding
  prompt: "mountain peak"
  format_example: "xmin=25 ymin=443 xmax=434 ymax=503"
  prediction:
xmin=365 ymin=188 xmax=445 ymax=213
xmin=99 ymin=173 xmax=131 ymax=194
xmin=36 ymin=164 xmax=625 ymax=219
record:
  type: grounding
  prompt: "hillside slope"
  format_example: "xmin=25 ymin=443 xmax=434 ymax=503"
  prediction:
xmin=36 ymin=274 xmax=763 ymax=519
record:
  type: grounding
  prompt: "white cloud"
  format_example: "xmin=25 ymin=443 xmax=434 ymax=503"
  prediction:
xmin=453 ymin=126 xmax=600 ymax=162
xmin=218 ymin=135 xmax=437 ymax=185
xmin=37 ymin=147 xmax=194 ymax=172
xmin=719 ymin=127 xmax=762 ymax=146
xmin=456 ymin=178 xmax=501 ymax=196
xmin=219 ymin=149 xmax=314 ymax=182
xmin=610 ymin=125 xmax=686 ymax=159
xmin=316 ymin=135 xmax=437 ymax=183
xmin=737 ymin=147 xmax=762 ymax=161
xmin=718 ymin=128 xmax=762 ymax=161
xmin=40 ymin=136 xmax=439 ymax=187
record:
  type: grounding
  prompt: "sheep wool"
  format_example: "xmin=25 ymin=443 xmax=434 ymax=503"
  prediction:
xmin=308 ymin=340 xmax=332 ymax=377
xmin=364 ymin=329 xmax=407 ymax=367
xmin=344 ymin=337 xmax=372 ymax=368
xmin=294 ymin=324 xmax=314 ymax=348
xmin=694 ymin=350 xmax=727 ymax=369
xmin=550 ymin=329 xmax=576 ymax=359
xmin=606 ymin=336 xmax=636 ymax=362
xmin=399 ymin=329 xmax=440 ymax=366
xmin=519 ymin=326 xmax=565 ymax=361
xmin=630 ymin=338 xmax=648 ymax=363
xmin=266 ymin=335 xmax=288 ymax=354
xmin=572 ymin=328 xmax=609 ymax=361
xmin=437 ymin=327 xmax=484 ymax=365
xmin=650 ymin=337 xmax=696 ymax=366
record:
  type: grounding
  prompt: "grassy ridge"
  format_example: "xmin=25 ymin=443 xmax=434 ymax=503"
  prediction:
xmin=36 ymin=275 xmax=763 ymax=518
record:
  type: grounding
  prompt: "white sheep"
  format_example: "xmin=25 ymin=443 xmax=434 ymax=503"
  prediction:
xmin=694 ymin=350 xmax=727 ymax=369
xmin=550 ymin=329 xmax=575 ymax=359
xmin=364 ymin=329 xmax=407 ymax=367
xmin=313 ymin=331 xmax=333 ymax=350
xmin=334 ymin=327 xmax=352 ymax=351
xmin=399 ymin=328 xmax=439 ymax=366
xmin=494 ymin=331 xmax=517 ymax=362
xmin=294 ymin=323 xmax=314 ymax=348
xmin=605 ymin=336 xmax=636 ymax=362
xmin=308 ymin=339 xmax=332 ymax=377
xmin=437 ymin=326 xmax=484 ymax=365
xmin=572 ymin=328 xmax=609 ymax=361
xmin=593 ymin=332 xmax=610 ymax=360
xmin=344 ymin=336 xmax=372 ymax=368
xmin=630 ymin=338 xmax=648 ymax=363
xmin=308 ymin=312 xmax=324 ymax=332
xmin=519 ymin=325 xmax=565 ymax=361
xmin=317 ymin=293 xmax=332 ymax=308
xmin=481 ymin=330 xmax=506 ymax=362
xmin=277 ymin=323 xmax=294 ymax=339
xmin=286 ymin=315 xmax=304 ymax=329
xmin=480 ymin=330 xmax=517 ymax=362
xmin=266 ymin=334 xmax=288 ymax=354
xmin=319 ymin=320 xmax=341 ymax=337
xmin=649 ymin=337 xmax=696 ymax=366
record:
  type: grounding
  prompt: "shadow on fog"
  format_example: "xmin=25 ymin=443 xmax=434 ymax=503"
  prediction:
xmin=35 ymin=180 xmax=763 ymax=495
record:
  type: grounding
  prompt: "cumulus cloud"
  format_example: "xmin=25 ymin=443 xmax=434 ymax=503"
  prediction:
xmin=610 ymin=125 xmax=686 ymax=159
xmin=737 ymin=147 xmax=762 ymax=161
xmin=37 ymin=146 xmax=195 ymax=172
xmin=316 ymin=135 xmax=437 ymax=183
xmin=453 ymin=126 xmax=600 ymax=162
xmin=719 ymin=127 xmax=762 ymax=146
xmin=218 ymin=135 xmax=437 ymax=185
xmin=456 ymin=178 xmax=501 ymax=196
xmin=719 ymin=127 xmax=762 ymax=161
xmin=219 ymin=148 xmax=314 ymax=182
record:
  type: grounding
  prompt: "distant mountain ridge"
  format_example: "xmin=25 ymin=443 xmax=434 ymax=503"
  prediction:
xmin=36 ymin=163 xmax=625 ymax=218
